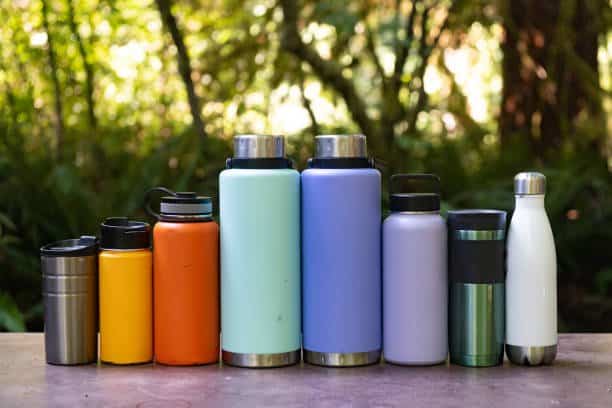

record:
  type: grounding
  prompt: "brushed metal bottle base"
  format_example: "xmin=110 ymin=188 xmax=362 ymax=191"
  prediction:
xmin=46 ymin=359 xmax=97 ymax=366
xmin=222 ymin=350 xmax=300 ymax=368
xmin=506 ymin=344 xmax=557 ymax=366
xmin=304 ymin=350 xmax=381 ymax=367
xmin=450 ymin=352 xmax=503 ymax=367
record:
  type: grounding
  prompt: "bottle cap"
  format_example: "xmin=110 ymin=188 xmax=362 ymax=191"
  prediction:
xmin=315 ymin=134 xmax=367 ymax=158
xmin=390 ymin=174 xmax=440 ymax=212
xmin=145 ymin=187 xmax=212 ymax=222
xmin=234 ymin=134 xmax=285 ymax=159
xmin=40 ymin=236 xmax=98 ymax=257
xmin=160 ymin=192 xmax=212 ymax=216
xmin=514 ymin=172 xmax=546 ymax=195
xmin=100 ymin=217 xmax=150 ymax=250
xmin=308 ymin=134 xmax=372 ymax=169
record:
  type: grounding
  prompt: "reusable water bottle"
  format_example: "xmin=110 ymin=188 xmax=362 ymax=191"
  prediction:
xmin=506 ymin=172 xmax=557 ymax=365
xmin=383 ymin=174 xmax=447 ymax=365
xmin=302 ymin=134 xmax=381 ymax=367
xmin=99 ymin=217 xmax=152 ymax=365
xmin=448 ymin=210 xmax=506 ymax=367
xmin=220 ymin=134 xmax=301 ymax=368
xmin=146 ymin=188 xmax=219 ymax=366
xmin=41 ymin=236 xmax=98 ymax=365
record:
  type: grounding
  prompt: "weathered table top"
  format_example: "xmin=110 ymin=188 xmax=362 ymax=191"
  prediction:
xmin=0 ymin=333 xmax=611 ymax=407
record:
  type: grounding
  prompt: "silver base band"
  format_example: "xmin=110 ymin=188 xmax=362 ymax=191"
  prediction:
xmin=304 ymin=349 xmax=381 ymax=367
xmin=222 ymin=350 xmax=300 ymax=368
xmin=506 ymin=344 xmax=557 ymax=366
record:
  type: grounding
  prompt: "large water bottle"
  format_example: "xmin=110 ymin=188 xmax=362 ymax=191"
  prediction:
xmin=302 ymin=134 xmax=382 ymax=367
xmin=220 ymin=134 xmax=301 ymax=368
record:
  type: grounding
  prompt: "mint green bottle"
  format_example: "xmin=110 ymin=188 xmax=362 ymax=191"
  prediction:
xmin=220 ymin=134 xmax=301 ymax=367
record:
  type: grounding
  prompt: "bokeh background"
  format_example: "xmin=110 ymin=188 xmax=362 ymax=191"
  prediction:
xmin=0 ymin=0 xmax=610 ymax=332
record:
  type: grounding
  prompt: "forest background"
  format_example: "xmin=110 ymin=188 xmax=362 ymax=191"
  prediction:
xmin=0 ymin=0 xmax=611 ymax=332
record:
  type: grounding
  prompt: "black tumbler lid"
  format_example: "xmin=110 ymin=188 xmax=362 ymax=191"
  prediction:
xmin=390 ymin=174 xmax=441 ymax=212
xmin=40 ymin=236 xmax=98 ymax=257
xmin=100 ymin=217 xmax=150 ymax=250
xmin=447 ymin=210 xmax=507 ymax=231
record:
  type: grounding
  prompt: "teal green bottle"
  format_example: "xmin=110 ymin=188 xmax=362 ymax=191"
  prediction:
xmin=220 ymin=134 xmax=301 ymax=368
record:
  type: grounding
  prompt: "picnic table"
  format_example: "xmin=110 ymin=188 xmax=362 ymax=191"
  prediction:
xmin=0 ymin=333 xmax=611 ymax=407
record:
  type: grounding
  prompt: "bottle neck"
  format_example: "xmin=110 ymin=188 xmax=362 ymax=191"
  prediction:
xmin=515 ymin=194 xmax=545 ymax=210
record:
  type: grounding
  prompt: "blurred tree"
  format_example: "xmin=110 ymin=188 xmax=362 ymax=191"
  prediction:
xmin=156 ymin=0 xmax=207 ymax=142
xmin=500 ymin=0 xmax=609 ymax=161
xmin=278 ymin=0 xmax=463 ymax=172
xmin=66 ymin=0 xmax=97 ymax=129
xmin=41 ymin=0 xmax=65 ymax=157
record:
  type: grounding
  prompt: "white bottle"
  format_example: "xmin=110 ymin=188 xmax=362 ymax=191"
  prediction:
xmin=506 ymin=172 xmax=557 ymax=365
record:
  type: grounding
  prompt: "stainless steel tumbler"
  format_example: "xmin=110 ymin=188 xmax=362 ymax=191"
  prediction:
xmin=41 ymin=236 xmax=98 ymax=365
xmin=448 ymin=210 xmax=506 ymax=367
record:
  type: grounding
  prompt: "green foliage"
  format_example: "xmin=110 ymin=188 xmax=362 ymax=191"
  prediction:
xmin=0 ymin=292 xmax=26 ymax=332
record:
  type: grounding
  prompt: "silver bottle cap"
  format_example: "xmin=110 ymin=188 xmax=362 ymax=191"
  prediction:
xmin=514 ymin=172 xmax=546 ymax=195
xmin=315 ymin=134 xmax=367 ymax=158
xmin=234 ymin=134 xmax=285 ymax=159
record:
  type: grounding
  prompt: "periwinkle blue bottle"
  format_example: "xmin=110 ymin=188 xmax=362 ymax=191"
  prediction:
xmin=302 ymin=134 xmax=382 ymax=366
xmin=383 ymin=174 xmax=447 ymax=365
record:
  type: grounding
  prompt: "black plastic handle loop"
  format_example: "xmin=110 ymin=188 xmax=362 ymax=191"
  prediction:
xmin=144 ymin=187 xmax=177 ymax=220
xmin=390 ymin=174 xmax=440 ymax=195
xmin=371 ymin=157 xmax=386 ymax=172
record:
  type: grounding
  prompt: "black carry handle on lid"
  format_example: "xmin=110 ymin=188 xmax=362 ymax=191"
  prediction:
xmin=144 ymin=187 xmax=177 ymax=220
xmin=390 ymin=174 xmax=440 ymax=195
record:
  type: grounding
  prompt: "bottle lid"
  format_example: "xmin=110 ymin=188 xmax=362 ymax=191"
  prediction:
xmin=100 ymin=217 xmax=150 ymax=250
xmin=514 ymin=172 xmax=546 ymax=195
xmin=447 ymin=210 xmax=507 ymax=238
xmin=145 ymin=187 xmax=212 ymax=222
xmin=234 ymin=134 xmax=285 ymax=159
xmin=390 ymin=174 xmax=440 ymax=212
xmin=315 ymin=134 xmax=367 ymax=158
xmin=161 ymin=192 xmax=212 ymax=216
xmin=40 ymin=236 xmax=98 ymax=257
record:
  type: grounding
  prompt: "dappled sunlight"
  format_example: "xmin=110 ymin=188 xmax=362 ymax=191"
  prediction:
xmin=444 ymin=23 xmax=503 ymax=125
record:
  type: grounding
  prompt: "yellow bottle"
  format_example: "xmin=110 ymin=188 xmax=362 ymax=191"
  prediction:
xmin=99 ymin=217 xmax=152 ymax=364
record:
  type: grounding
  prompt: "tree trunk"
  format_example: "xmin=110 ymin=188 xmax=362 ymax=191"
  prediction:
xmin=41 ymin=0 xmax=65 ymax=159
xmin=279 ymin=0 xmax=378 ymax=143
xmin=155 ymin=0 xmax=206 ymax=141
xmin=500 ymin=0 xmax=606 ymax=160
xmin=298 ymin=75 xmax=320 ymax=136
xmin=66 ymin=0 xmax=97 ymax=129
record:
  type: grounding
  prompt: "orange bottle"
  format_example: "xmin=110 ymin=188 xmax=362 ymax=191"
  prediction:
xmin=147 ymin=188 xmax=219 ymax=365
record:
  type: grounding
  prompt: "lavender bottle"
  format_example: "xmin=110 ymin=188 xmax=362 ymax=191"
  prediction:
xmin=383 ymin=174 xmax=448 ymax=365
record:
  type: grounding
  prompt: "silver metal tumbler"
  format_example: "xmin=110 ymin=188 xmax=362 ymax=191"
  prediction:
xmin=41 ymin=236 xmax=98 ymax=365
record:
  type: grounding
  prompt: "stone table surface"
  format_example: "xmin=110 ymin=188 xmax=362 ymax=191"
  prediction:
xmin=1 ymin=334 xmax=611 ymax=407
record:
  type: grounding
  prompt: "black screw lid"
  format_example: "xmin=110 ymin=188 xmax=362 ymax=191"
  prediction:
xmin=40 ymin=236 xmax=98 ymax=257
xmin=100 ymin=217 xmax=150 ymax=250
xmin=447 ymin=210 xmax=507 ymax=231
xmin=390 ymin=174 xmax=441 ymax=212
